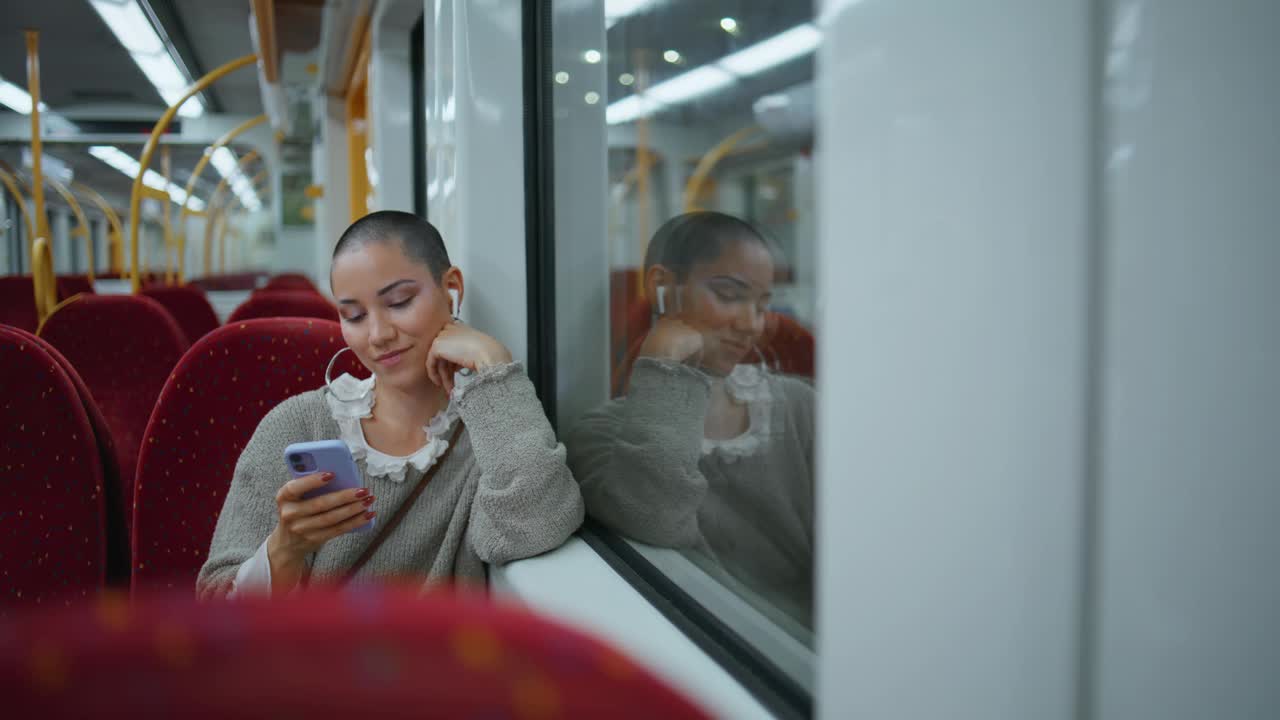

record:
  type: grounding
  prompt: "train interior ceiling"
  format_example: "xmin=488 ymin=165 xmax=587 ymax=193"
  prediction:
xmin=1 ymin=1 xmax=1278 ymax=719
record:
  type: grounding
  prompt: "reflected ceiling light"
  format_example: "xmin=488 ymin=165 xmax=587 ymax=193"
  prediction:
xmin=86 ymin=0 xmax=206 ymax=118
xmin=88 ymin=145 xmax=206 ymax=211
xmin=606 ymin=23 xmax=822 ymax=126
xmin=583 ymin=49 xmax=603 ymax=64
xmin=605 ymin=0 xmax=659 ymax=29
xmin=719 ymin=23 xmax=820 ymax=76
xmin=605 ymin=94 xmax=666 ymax=125
xmin=618 ymin=73 xmax=635 ymax=86
xmin=555 ymin=71 xmax=570 ymax=84
xmin=662 ymin=49 xmax=682 ymax=64
xmin=645 ymin=65 xmax=734 ymax=105
xmin=584 ymin=91 xmax=601 ymax=105
xmin=720 ymin=17 xmax=739 ymax=33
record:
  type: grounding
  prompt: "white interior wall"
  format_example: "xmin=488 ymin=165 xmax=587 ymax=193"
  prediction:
xmin=370 ymin=0 xmax=421 ymax=214
xmin=1091 ymin=2 xmax=1280 ymax=718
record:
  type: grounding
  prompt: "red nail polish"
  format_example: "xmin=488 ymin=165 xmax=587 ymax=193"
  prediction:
xmin=365 ymin=510 xmax=377 ymax=519
xmin=321 ymin=472 xmax=334 ymax=482
xmin=355 ymin=488 xmax=369 ymax=498
xmin=362 ymin=496 xmax=375 ymax=506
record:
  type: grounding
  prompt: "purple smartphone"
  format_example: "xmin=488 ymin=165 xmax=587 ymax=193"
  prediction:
xmin=283 ymin=439 xmax=373 ymax=532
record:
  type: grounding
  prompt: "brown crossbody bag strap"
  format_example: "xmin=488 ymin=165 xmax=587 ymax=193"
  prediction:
xmin=338 ymin=423 xmax=465 ymax=586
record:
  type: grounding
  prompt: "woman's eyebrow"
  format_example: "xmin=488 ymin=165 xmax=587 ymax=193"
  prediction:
xmin=376 ymin=279 xmax=416 ymax=296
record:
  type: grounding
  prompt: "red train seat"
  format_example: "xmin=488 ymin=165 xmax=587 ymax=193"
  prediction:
xmin=0 ymin=587 xmax=710 ymax=719
xmin=38 ymin=295 xmax=189 ymax=546
xmin=141 ymin=285 xmax=222 ymax=344
xmin=227 ymin=289 xmax=339 ymax=323
xmin=0 ymin=326 xmax=108 ymax=613
xmin=0 ymin=276 xmax=38 ymax=332
xmin=132 ymin=318 xmax=366 ymax=592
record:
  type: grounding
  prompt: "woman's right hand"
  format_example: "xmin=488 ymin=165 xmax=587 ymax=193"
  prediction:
xmin=265 ymin=472 xmax=375 ymax=594
xmin=638 ymin=316 xmax=706 ymax=364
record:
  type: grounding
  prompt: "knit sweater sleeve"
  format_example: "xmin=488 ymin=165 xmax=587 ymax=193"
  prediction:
xmin=453 ymin=362 xmax=585 ymax=565
xmin=196 ymin=394 xmax=314 ymax=599
xmin=565 ymin=357 xmax=712 ymax=549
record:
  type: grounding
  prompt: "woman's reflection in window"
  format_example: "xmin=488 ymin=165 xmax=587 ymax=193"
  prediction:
xmin=568 ymin=211 xmax=814 ymax=628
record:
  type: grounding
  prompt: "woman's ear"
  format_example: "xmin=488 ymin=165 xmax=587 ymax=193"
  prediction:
xmin=442 ymin=267 xmax=464 ymax=316
xmin=644 ymin=265 xmax=674 ymax=315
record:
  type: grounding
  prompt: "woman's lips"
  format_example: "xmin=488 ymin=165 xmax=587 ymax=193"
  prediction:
xmin=374 ymin=348 xmax=410 ymax=366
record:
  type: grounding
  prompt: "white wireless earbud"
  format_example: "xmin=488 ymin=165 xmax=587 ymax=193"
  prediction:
xmin=448 ymin=288 xmax=460 ymax=317
xmin=656 ymin=286 xmax=667 ymax=316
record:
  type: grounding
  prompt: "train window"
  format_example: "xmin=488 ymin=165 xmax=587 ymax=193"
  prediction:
xmin=542 ymin=1 xmax=818 ymax=714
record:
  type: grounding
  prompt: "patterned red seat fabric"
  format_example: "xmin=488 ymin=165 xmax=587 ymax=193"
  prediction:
xmin=227 ymin=289 xmax=339 ymax=323
xmin=0 ymin=326 xmax=108 ymax=614
xmin=38 ymin=295 xmax=190 ymax=548
xmin=0 ymin=276 xmax=38 ymax=332
xmin=0 ymin=586 xmax=711 ymax=719
xmin=141 ymin=285 xmax=222 ymax=344
xmin=262 ymin=272 xmax=317 ymax=292
xmin=55 ymin=275 xmax=95 ymax=301
xmin=11 ymin=328 xmax=129 ymax=585
xmin=132 ymin=318 xmax=366 ymax=592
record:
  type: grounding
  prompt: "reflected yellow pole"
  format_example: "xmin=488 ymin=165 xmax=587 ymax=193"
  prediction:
xmin=26 ymin=31 xmax=51 ymax=253
xmin=129 ymin=53 xmax=257 ymax=292
xmin=73 ymin=182 xmax=124 ymax=275
xmin=0 ymin=169 xmax=35 ymax=243
xmin=683 ymin=126 xmax=762 ymax=213
xmin=203 ymin=150 xmax=260 ymax=276
xmin=44 ymin=176 xmax=94 ymax=283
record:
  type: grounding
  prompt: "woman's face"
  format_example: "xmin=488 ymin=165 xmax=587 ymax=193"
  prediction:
xmin=330 ymin=239 xmax=455 ymax=391
xmin=669 ymin=238 xmax=775 ymax=376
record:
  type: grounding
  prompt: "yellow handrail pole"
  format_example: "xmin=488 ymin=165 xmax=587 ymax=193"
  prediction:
xmin=175 ymin=114 xmax=268 ymax=282
xmin=26 ymin=32 xmax=51 ymax=256
xmin=128 ymin=53 xmax=257 ymax=292
xmin=161 ymin=146 xmax=175 ymax=284
xmin=202 ymin=149 xmax=260 ymax=275
xmin=44 ymin=175 xmax=94 ymax=283
xmin=682 ymin=125 xmax=763 ymax=213
xmin=73 ymin=182 xmax=125 ymax=276
xmin=31 ymin=237 xmax=55 ymax=324
xmin=0 ymin=169 xmax=35 ymax=244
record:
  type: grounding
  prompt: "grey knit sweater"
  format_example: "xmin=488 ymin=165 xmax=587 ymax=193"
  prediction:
xmin=197 ymin=363 xmax=584 ymax=599
xmin=567 ymin=358 xmax=815 ymax=626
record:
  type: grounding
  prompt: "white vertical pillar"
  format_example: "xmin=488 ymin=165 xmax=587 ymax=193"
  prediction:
xmin=52 ymin=209 xmax=72 ymax=274
xmin=814 ymin=1 xmax=1092 ymax=718
xmin=424 ymin=0 xmax=528 ymax=362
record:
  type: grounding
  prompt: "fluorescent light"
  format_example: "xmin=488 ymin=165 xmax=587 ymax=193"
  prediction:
xmin=646 ymin=65 xmax=734 ymax=105
xmin=207 ymin=147 xmax=262 ymax=212
xmin=605 ymin=23 xmax=822 ymax=125
xmin=0 ymin=78 xmax=42 ymax=114
xmin=87 ymin=0 xmax=205 ymax=117
xmin=584 ymin=91 xmax=601 ymax=105
xmin=583 ymin=49 xmax=603 ymax=64
xmin=720 ymin=17 xmax=739 ymax=33
xmin=618 ymin=73 xmax=635 ymax=86
xmin=662 ymin=49 xmax=681 ymax=64
xmin=554 ymin=71 xmax=570 ymax=84
xmin=719 ymin=23 xmax=821 ymax=76
xmin=88 ymin=145 xmax=204 ymax=210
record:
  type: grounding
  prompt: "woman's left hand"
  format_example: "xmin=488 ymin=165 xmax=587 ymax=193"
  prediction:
xmin=425 ymin=321 xmax=513 ymax=393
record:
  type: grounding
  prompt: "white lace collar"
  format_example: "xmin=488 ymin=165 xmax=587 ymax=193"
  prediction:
xmin=324 ymin=373 xmax=461 ymax=483
xmin=702 ymin=364 xmax=773 ymax=462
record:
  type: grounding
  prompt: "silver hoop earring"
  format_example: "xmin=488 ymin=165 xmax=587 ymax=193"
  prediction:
xmin=731 ymin=345 xmax=772 ymax=388
xmin=324 ymin=347 xmax=369 ymax=402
